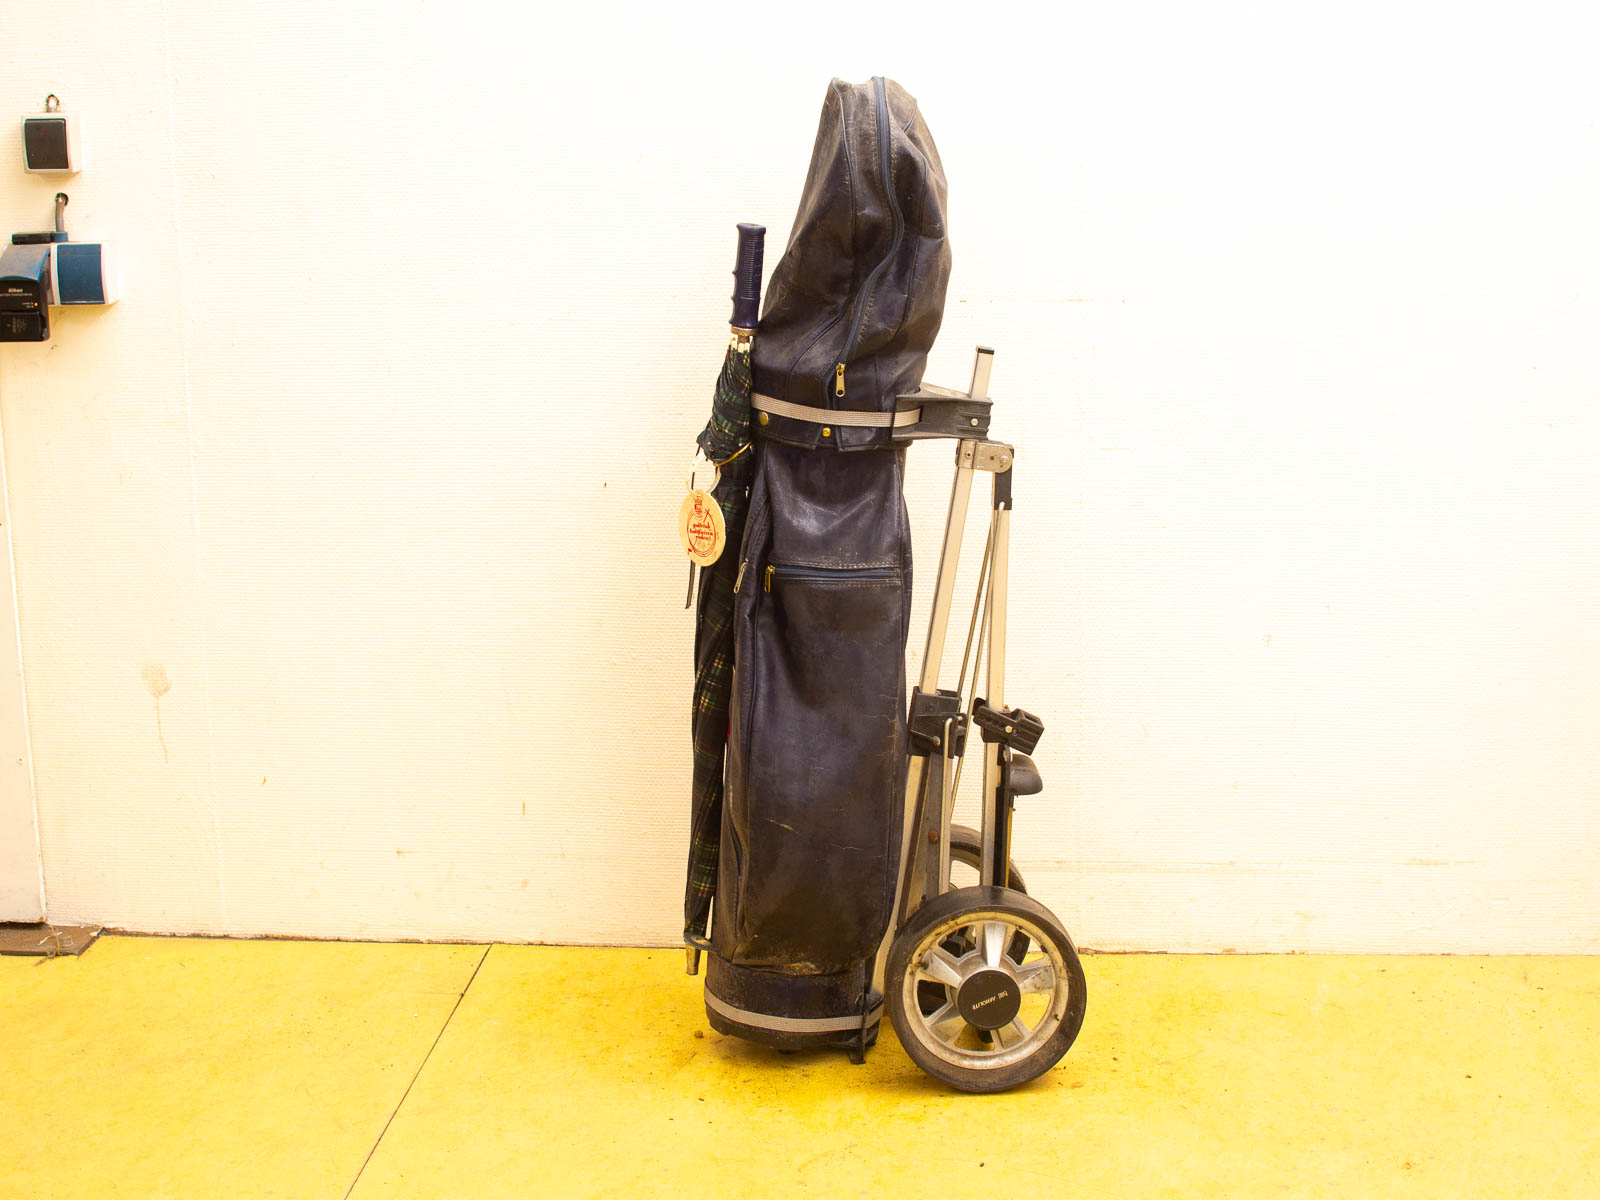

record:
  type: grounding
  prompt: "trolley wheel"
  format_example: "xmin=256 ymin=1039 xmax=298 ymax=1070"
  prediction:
xmin=917 ymin=827 xmax=1029 ymax=1016
xmin=889 ymin=885 xmax=1087 ymax=1093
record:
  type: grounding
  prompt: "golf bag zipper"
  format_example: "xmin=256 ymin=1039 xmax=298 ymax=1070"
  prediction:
xmin=765 ymin=563 xmax=897 ymax=591
xmin=832 ymin=76 xmax=903 ymax=404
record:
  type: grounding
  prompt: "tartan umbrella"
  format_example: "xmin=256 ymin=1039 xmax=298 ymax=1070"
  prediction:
xmin=684 ymin=225 xmax=764 ymax=958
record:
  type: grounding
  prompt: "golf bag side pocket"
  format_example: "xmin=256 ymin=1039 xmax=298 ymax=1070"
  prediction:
xmin=732 ymin=560 xmax=906 ymax=971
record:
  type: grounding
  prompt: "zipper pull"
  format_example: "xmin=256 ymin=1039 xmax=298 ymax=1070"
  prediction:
xmin=763 ymin=564 xmax=775 ymax=592
xmin=834 ymin=362 xmax=846 ymax=398
xmin=733 ymin=559 xmax=748 ymax=594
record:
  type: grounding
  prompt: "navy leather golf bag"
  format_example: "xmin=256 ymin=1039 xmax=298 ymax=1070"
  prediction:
xmin=704 ymin=77 xmax=952 ymax=1054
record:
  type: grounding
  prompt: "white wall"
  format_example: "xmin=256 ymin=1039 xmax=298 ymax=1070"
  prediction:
xmin=0 ymin=1 xmax=1595 ymax=951
xmin=0 ymin=432 xmax=42 ymax=920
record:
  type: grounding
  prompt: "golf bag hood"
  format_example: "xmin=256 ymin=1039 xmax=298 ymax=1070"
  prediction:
xmin=704 ymin=78 xmax=950 ymax=1055
xmin=752 ymin=77 xmax=952 ymax=452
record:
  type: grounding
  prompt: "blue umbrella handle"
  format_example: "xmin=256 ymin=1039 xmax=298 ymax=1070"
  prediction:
xmin=730 ymin=223 xmax=765 ymax=335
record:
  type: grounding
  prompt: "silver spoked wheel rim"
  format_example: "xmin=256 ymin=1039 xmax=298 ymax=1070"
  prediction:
xmin=900 ymin=908 xmax=1074 ymax=1072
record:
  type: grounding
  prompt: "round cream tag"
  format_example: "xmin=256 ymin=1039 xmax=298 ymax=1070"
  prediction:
xmin=679 ymin=490 xmax=727 ymax=567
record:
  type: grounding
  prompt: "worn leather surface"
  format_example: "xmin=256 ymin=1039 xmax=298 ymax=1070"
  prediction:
xmin=752 ymin=77 xmax=951 ymax=452
xmin=715 ymin=440 xmax=911 ymax=973
xmin=705 ymin=953 xmax=878 ymax=1052
xmin=710 ymin=77 xmax=949 ymax=1021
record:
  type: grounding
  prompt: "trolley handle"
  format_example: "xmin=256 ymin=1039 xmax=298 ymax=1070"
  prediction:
xmin=730 ymin=223 xmax=765 ymax=332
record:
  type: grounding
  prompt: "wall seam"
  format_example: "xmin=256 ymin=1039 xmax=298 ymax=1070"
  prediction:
xmin=160 ymin=0 xmax=228 ymax=928
xmin=0 ymin=394 xmax=46 ymax=921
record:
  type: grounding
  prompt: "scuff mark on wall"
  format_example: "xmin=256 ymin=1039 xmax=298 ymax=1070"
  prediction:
xmin=141 ymin=663 xmax=172 ymax=764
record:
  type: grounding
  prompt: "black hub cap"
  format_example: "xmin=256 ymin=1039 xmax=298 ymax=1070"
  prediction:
xmin=956 ymin=969 xmax=1021 ymax=1030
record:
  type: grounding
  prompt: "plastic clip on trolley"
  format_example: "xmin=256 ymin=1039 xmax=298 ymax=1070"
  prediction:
xmin=684 ymin=77 xmax=1085 ymax=1093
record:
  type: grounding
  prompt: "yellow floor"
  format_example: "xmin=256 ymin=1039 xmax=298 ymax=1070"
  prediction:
xmin=2 ymin=940 xmax=1596 ymax=1198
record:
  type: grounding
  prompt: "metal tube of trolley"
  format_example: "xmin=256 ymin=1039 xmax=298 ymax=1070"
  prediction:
xmin=979 ymin=499 xmax=1011 ymax=886
xmin=880 ymin=455 xmax=974 ymax=977
xmin=877 ymin=347 xmax=995 ymax=989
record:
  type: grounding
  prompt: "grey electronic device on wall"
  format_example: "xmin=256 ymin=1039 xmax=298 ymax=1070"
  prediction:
xmin=22 ymin=95 xmax=82 ymax=175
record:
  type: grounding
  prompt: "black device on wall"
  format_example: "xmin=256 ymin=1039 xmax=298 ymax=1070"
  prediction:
xmin=21 ymin=95 xmax=81 ymax=174
xmin=0 ymin=244 xmax=52 ymax=341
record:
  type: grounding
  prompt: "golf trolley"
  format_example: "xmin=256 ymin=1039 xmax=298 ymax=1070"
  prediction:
xmin=876 ymin=348 xmax=1087 ymax=1092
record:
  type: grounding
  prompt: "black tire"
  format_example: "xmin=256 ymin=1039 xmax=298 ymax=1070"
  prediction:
xmin=889 ymin=885 xmax=1086 ymax=1093
xmin=946 ymin=823 xmax=1027 ymax=895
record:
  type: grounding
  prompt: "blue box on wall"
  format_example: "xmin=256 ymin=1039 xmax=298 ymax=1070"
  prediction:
xmin=52 ymin=242 xmax=117 ymax=305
